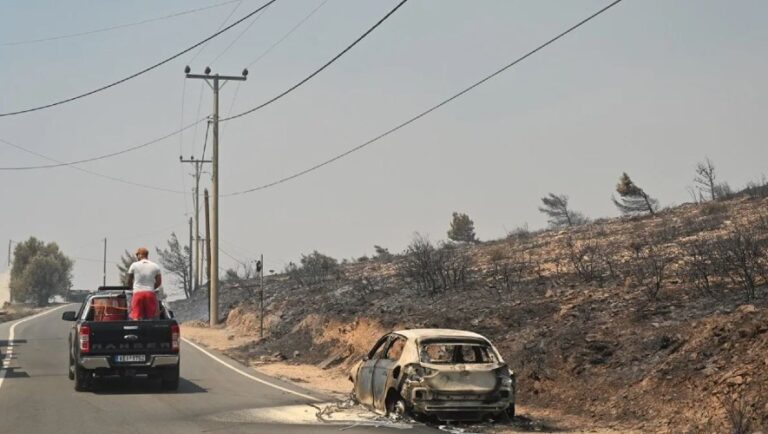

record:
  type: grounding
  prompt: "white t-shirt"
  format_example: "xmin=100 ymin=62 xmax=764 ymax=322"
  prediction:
xmin=128 ymin=259 xmax=161 ymax=292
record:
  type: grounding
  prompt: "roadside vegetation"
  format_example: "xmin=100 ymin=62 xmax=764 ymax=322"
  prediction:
xmin=9 ymin=237 xmax=73 ymax=306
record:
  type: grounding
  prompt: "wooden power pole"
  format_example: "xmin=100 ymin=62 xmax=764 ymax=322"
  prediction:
xmin=186 ymin=67 xmax=247 ymax=326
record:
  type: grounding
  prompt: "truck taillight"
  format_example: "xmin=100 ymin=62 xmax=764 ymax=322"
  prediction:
xmin=79 ymin=325 xmax=90 ymax=354
xmin=171 ymin=324 xmax=180 ymax=352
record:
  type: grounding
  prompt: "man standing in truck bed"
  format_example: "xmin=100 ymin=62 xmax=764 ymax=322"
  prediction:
xmin=126 ymin=247 xmax=162 ymax=320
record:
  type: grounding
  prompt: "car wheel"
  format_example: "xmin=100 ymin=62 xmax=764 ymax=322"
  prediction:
xmin=161 ymin=364 xmax=180 ymax=391
xmin=392 ymin=399 xmax=407 ymax=419
xmin=68 ymin=354 xmax=75 ymax=380
xmin=386 ymin=390 xmax=409 ymax=421
xmin=506 ymin=403 xmax=515 ymax=419
xmin=497 ymin=403 xmax=516 ymax=423
xmin=73 ymin=364 xmax=90 ymax=391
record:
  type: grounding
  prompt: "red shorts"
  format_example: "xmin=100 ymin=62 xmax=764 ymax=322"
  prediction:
xmin=130 ymin=291 xmax=158 ymax=320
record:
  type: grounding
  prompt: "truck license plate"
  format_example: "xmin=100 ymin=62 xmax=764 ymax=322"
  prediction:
xmin=115 ymin=354 xmax=146 ymax=363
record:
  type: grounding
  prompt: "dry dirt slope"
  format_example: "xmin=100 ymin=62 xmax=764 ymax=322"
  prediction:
xmin=173 ymin=195 xmax=768 ymax=433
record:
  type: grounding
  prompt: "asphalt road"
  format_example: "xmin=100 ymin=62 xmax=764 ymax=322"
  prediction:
xmin=0 ymin=304 xmax=437 ymax=434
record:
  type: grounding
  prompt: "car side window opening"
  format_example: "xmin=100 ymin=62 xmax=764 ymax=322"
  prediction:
xmin=369 ymin=337 xmax=391 ymax=360
xmin=420 ymin=342 xmax=496 ymax=364
xmin=384 ymin=337 xmax=406 ymax=361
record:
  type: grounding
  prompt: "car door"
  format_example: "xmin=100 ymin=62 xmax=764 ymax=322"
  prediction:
xmin=372 ymin=335 xmax=406 ymax=412
xmin=354 ymin=335 xmax=390 ymax=407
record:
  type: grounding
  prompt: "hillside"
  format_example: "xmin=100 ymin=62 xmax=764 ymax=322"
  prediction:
xmin=172 ymin=195 xmax=768 ymax=433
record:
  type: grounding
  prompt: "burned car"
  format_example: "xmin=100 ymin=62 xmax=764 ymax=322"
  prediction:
xmin=350 ymin=329 xmax=515 ymax=421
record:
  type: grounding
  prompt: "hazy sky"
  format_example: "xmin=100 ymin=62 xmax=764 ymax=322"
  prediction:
xmin=1 ymin=0 xmax=766 ymax=297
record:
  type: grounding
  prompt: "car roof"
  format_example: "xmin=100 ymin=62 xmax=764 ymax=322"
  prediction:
xmin=393 ymin=328 xmax=490 ymax=341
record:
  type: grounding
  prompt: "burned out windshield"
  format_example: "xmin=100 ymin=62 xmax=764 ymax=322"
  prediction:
xmin=419 ymin=341 xmax=497 ymax=364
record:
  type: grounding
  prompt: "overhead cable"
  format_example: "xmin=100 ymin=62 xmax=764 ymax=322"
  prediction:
xmin=221 ymin=0 xmax=408 ymax=122
xmin=0 ymin=119 xmax=205 ymax=170
xmin=187 ymin=0 xmax=245 ymax=64
xmin=223 ymin=0 xmax=625 ymax=196
xmin=226 ymin=0 xmax=331 ymax=114
xmin=0 ymin=137 xmax=186 ymax=194
xmin=0 ymin=0 xmax=400 ymax=170
xmin=246 ymin=0 xmax=331 ymax=69
xmin=0 ymin=0 xmax=242 ymax=47
xmin=209 ymin=8 xmax=270 ymax=65
xmin=0 ymin=0 xmax=278 ymax=118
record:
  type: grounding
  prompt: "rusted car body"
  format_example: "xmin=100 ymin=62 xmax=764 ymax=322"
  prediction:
xmin=350 ymin=329 xmax=515 ymax=421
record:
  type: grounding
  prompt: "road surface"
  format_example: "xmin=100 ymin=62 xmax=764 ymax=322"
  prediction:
xmin=0 ymin=305 xmax=437 ymax=433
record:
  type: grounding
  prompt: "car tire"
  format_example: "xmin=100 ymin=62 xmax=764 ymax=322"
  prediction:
xmin=506 ymin=402 xmax=515 ymax=419
xmin=385 ymin=390 xmax=410 ymax=421
xmin=498 ymin=402 xmax=515 ymax=423
xmin=161 ymin=364 xmax=180 ymax=391
xmin=68 ymin=354 xmax=75 ymax=380
xmin=74 ymin=364 xmax=90 ymax=391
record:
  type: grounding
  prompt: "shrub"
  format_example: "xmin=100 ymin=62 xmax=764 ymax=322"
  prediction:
xmin=623 ymin=236 xmax=675 ymax=300
xmin=373 ymin=245 xmax=393 ymax=261
xmin=742 ymin=175 xmax=768 ymax=199
xmin=713 ymin=225 xmax=767 ymax=301
xmin=284 ymin=251 xmax=341 ymax=287
xmin=507 ymin=223 xmax=532 ymax=242
xmin=679 ymin=238 xmax=717 ymax=297
xmin=563 ymin=236 xmax=615 ymax=285
xmin=398 ymin=234 xmax=473 ymax=294
xmin=485 ymin=247 xmax=528 ymax=291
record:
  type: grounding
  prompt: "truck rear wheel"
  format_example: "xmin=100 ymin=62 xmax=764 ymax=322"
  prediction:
xmin=74 ymin=364 xmax=90 ymax=391
xmin=161 ymin=364 xmax=180 ymax=391
xmin=68 ymin=354 xmax=75 ymax=380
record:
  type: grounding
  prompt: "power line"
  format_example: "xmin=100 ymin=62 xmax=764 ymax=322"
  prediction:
xmin=220 ymin=238 xmax=258 ymax=259
xmin=188 ymin=0 xmax=245 ymax=65
xmin=246 ymin=0 xmax=331 ymax=69
xmin=219 ymin=246 xmax=247 ymax=266
xmin=221 ymin=0 xmax=409 ymax=122
xmin=0 ymin=0 xmax=278 ymax=118
xmin=226 ymin=0 xmax=331 ymax=115
xmin=201 ymin=119 xmax=212 ymax=160
xmin=0 ymin=0 xmax=242 ymax=47
xmin=75 ymin=256 xmax=119 ymax=265
xmin=222 ymin=0 xmax=625 ymax=197
xmin=0 ymin=0 xmax=392 ymax=170
xmin=0 ymin=137 xmax=186 ymax=194
xmin=0 ymin=119 xmax=204 ymax=170
xmin=209 ymin=8 xmax=270 ymax=66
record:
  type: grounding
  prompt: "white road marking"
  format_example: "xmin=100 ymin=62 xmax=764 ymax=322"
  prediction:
xmin=182 ymin=337 xmax=321 ymax=402
xmin=0 ymin=304 xmax=70 ymax=391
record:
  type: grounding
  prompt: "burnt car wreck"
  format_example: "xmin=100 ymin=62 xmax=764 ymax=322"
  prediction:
xmin=350 ymin=329 xmax=515 ymax=421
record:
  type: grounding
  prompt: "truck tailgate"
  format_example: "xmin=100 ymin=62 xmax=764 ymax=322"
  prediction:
xmin=87 ymin=320 xmax=176 ymax=355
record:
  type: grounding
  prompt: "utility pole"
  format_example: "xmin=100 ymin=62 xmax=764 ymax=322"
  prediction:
xmin=180 ymin=153 xmax=211 ymax=294
xmin=258 ymin=255 xmax=264 ymax=338
xmin=185 ymin=66 xmax=247 ymax=326
xmin=102 ymin=238 xmax=107 ymax=287
xmin=188 ymin=217 xmax=193 ymax=298
xmin=7 ymin=239 xmax=11 ymax=267
xmin=204 ymin=188 xmax=212 ymax=323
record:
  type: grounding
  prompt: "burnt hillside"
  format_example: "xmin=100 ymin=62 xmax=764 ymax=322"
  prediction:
xmin=173 ymin=194 xmax=768 ymax=433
